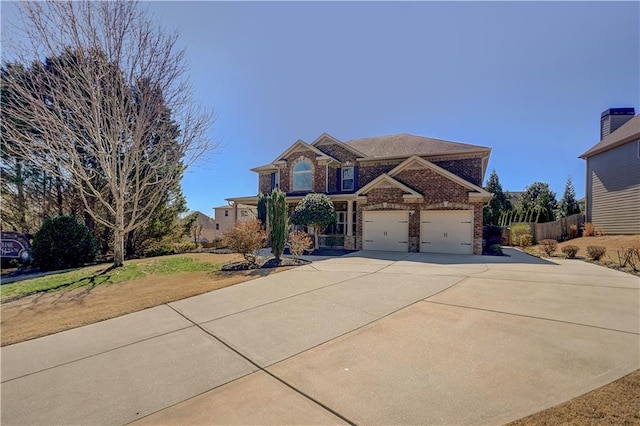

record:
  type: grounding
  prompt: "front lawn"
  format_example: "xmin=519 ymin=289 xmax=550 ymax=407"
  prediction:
xmin=1 ymin=254 xmax=225 ymax=302
xmin=0 ymin=253 xmax=292 ymax=346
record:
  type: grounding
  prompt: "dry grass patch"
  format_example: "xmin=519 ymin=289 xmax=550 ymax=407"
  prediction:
xmin=1 ymin=253 xmax=292 ymax=346
xmin=507 ymin=370 xmax=640 ymax=425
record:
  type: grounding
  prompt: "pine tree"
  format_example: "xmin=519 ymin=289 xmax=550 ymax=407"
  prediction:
xmin=483 ymin=170 xmax=512 ymax=225
xmin=558 ymin=177 xmax=580 ymax=218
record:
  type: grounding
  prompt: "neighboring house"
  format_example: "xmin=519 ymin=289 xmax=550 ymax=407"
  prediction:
xmin=505 ymin=191 xmax=524 ymax=208
xmin=579 ymin=108 xmax=640 ymax=235
xmin=181 ymin=211 xmax=216 ymax=243
xmin=227 ymin=133 xmax=491 ymax=254
xmin=212 ymin=204 xmax=257 ymax=239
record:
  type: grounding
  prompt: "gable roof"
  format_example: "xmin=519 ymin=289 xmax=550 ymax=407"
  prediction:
xmin=345 ymin=133 xmax=491 ymax=158
xmin=355 ymin=174 xmax=423 ymax=200
xmin=311 ymin=132 xmax=367 ymax=157
xmin=387 ymin=156 xmax=492 ymax=201
xmin=580 ymin=114 xmax=640 ymax=158
xmin=272 ymin=139 xmax=336 ymax=163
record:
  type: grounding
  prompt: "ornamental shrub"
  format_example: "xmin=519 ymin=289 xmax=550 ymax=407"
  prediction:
xmin=586 ymin=245 xmax=606 ymax=261
xmin=510 ymin=223 xmax=531 ymax=246
xmin=561 ymin=245 xmax=580 ymax=259
xmin=539 ymin=239 xmax=558 ymax=256
xmin=268 ymin=189 xmax=287 ymax=260
xmin=31 ymin=215 xmax=98 ymax=271
xmin=222 ymin=219 xmax=266 ymax=267
xmin=288 ymin=231 xmax=312 ymax=259
xmin=290 ymin=193 xmax=336 ymax=249
xmin=519 ymin=234 xmax=533 ymax=247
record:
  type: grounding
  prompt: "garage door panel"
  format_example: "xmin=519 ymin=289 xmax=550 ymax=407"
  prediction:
xmin=420 ymin=210 xmax=473 ymax=254
xmin=363 ymin=211 xmax=409 ymax=252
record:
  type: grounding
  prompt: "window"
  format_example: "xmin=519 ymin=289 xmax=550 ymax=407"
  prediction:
xmin=215 ymin=223 xmax=219 ymax=230
xmin=240 ymin=210 xmax=248 ymax=217
xmin=270 ymin=171 xmax=279 ymax=190
xmin=342 ymin=167 xmax=354 ymax=191
xmin=336 ymin=211 xmax=346 ymax=234
xmin=224 ymin=210 xmax=228 ymax=217
xmin=293 ymin=160 xmax=312 ymax=191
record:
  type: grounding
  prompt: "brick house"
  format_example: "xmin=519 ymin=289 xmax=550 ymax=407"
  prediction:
xmin=227 ymin=133 xmax=492 ymax=254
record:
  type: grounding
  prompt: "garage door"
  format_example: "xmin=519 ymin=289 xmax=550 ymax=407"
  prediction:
xmin=420 ymin=210 xmax=473 ymax=254
xmin=363 ymin=211 xmax=409 ymax=251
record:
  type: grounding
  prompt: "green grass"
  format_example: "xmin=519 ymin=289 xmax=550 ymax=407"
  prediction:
xmin=1 ymin=256 xmax=223 ymax=302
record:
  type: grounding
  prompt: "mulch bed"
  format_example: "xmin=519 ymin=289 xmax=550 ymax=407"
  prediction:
xmin=221 ymin=256 xmax=310 ymax=271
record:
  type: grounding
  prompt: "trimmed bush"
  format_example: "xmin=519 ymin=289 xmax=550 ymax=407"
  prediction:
xmin=510 ymin=223 xmax=531 ymax=246
xmin=539 ymin=239 xmax=558 ymax=256
xmin=586 ymin=245 xmax=606 ymax=261
xmin=483 ymin=225 xmax=503 ymax=250
xmin=31 ymin=215 xmax=98 ymax=271
xmin=519 ymin=234 xmax=533 ymax=247
xmin=561 ymin=245 xmax=580 ymax=259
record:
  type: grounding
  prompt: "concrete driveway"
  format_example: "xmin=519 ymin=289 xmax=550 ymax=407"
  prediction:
xmin=1 ymin=248 xmax=638 ymax=425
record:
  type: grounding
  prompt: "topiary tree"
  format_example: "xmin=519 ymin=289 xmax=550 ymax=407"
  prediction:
xmin=31 ymin=215 xmax=98 ymax=271
xmin=267 ymin=189 xmax=287 ymax=260
xmin=290 ymin=193 xmax=336 ymax=249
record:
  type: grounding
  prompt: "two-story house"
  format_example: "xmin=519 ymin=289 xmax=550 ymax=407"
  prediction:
xmin=580 ymin=109 xmax=639 ymax=234
xmin=227 ymin=133 xmax=492 ymax=254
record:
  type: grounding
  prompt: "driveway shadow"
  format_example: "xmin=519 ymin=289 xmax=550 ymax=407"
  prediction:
xmin=345 ymin=248 xmax=557 ymax=266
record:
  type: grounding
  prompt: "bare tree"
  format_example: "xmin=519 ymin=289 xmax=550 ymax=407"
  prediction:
xmin=2 ymin=1 xmax=214 ymax=266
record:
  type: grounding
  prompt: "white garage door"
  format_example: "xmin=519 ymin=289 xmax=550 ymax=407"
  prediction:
xmin=363 ymin=211 xmax=409 ymax=251
xmin=420 ymin=210 xmax=473 ymax=254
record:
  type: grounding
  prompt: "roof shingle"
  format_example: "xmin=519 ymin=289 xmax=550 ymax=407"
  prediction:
xmin=344 ymin=133 xmax=490 ymax=158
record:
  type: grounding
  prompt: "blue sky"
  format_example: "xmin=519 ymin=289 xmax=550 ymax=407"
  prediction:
xmin=3 ymin=1 xmax=639 ymax=217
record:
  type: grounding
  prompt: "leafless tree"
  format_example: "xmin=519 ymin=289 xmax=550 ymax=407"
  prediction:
xmin=2 ymin=1 xmax=215 ymax=266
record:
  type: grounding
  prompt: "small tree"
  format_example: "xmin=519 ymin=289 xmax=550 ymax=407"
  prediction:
xmin=290 ymin=193 xmax=336 ymax=249
xmin=483 ymin=170 xmax=512 ymax=225
xmin=267 ymin=189 xmax=287 ymax=260
xmin=257 ymin=193 xmax=268 ymax=227
xmin=192 ymin=223 xmax=203 ymax=248
xmin=222 ymin=219 xmax=266 ymax=267
xmin=558 ymin=176 xmax=581 ymax=218
xmin=31 ymin=215 xmax=98 ymax=271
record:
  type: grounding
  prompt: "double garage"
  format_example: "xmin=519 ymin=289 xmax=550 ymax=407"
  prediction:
xmin=362 ymin=210 xmax=474 ymax=254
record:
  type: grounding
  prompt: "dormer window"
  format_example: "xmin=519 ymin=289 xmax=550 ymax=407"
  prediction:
xmin=293 ymin=160 xmax=312 ymax=191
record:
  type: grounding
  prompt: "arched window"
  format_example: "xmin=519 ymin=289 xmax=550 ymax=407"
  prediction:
xmin=293 ymin=160 xmax=313 ymax=191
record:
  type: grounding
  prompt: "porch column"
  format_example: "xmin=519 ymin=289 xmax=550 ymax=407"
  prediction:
xmin=346 ymin=199 xmax=353 ymax=236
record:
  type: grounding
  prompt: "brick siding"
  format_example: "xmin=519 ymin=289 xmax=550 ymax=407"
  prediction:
xmin=432 ymin=157 xmax=483 ymax=186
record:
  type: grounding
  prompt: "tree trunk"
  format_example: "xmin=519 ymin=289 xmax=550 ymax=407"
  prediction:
xmin=313 ymin=225 xmax=319 ymax=250
xmin=15 ymin=160 xmax=27 ymax=233
xmin=113 ymin=202 xmax=125 ymax=267
xmin=56 ymin=176 xmax=63 ymax=216
xmin=114 ymin=230 xmax=125 ymax=267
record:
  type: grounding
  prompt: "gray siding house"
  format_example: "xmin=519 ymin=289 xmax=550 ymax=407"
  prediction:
xmin=580 ymin=111 xmax=640 ymax=235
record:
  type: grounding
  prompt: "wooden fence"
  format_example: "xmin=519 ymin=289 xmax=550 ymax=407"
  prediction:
xmin=534 ymin=213 xmax=585 ymax=241
xmin=502 ymin=213 xmax=585 ymax=244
